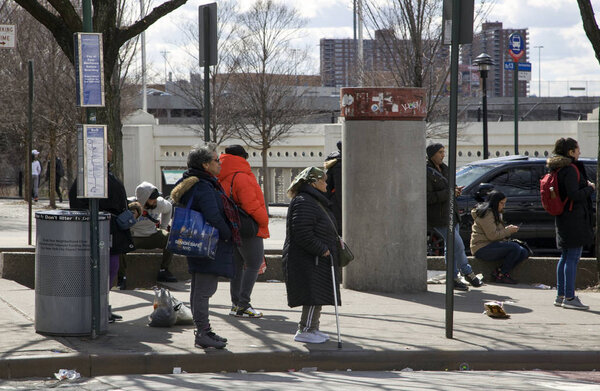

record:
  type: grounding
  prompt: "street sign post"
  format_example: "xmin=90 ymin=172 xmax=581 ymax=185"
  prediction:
xmin=508 ymin=33 xmax=525 ymax=155
xmin=508 ymin=32 xmax=524 ymax=62
xmin=0 ymin=25 xmax=16 ymax=49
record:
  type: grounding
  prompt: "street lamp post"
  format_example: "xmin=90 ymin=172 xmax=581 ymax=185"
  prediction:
xmin=474 ymin=53 xmax=494 ymax=159
xmin=534 ymin=45 xmax=543 ymax=97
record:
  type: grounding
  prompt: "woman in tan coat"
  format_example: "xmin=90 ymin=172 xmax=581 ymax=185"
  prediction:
xmin=470 ymin=190 xmax=529 ymax=284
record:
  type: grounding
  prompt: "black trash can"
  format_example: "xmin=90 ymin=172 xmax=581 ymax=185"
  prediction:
xmin=34 ymin=210 xmax=110 ymax=336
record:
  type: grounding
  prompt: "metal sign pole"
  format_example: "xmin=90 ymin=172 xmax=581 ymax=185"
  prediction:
xmin=27 ymin=60 xmax=33 ymax=245
xmin=514 ymin=65 xmax=519 ymax=154
xmin=445 ymin=0 xmax=463 ymax=340
xmin=82 ymin=0 xmax=101 ymax=339
xmin=203 ymin=6 xmax=210 ymax=143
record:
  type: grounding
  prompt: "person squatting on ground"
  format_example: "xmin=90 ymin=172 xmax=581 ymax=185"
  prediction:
xmin=69 ymin=144 xmax=135 ymax=322
xmin=283 ymin=167 xmax=341 ymax=344
xmin=218 ymin=145 xmax=269 ymax=318
xmin=31 ymin=149 xmax=41 ymax=202
xmin=128 ymin=182 xmax=177 ymax=284
xmin=548 ymin=137 xmax=595 ymax=310
xmin=170 ymin=143 xmax=241 ymax=349
xmin=426 ymin=143 xmax=482 ymax=291
xmin=324 ymin=140 xmax=342 ymax=235
xmin=470 ymin=190 xmax=529 ymax=284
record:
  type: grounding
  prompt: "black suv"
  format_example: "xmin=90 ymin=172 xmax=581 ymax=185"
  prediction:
xmin=428 ymin=155 xmax=597 ymax=255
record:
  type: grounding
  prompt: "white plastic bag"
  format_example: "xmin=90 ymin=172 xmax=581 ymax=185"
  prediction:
xmin=148 ymin=288 xmax=177 ymax=327
xmin=172 ymin=297 xmax=194 ymax=325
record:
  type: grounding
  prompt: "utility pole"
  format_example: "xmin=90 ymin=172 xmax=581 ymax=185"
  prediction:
xmin=534 ymin=45 xmax=543 ymax=97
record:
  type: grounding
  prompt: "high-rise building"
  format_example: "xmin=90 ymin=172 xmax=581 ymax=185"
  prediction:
xmin=320 ymin=38 xmax=374 ymax=88
xmin=462 ymin=22 xmax=529 ymax=97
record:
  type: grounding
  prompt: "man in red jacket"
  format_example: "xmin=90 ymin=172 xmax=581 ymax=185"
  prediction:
xmin=218 ymin=145 xmax=270 ymax=318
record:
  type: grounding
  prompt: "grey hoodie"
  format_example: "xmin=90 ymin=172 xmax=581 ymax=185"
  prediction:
xmin=130 ymin=181 xmax=172 ymax=237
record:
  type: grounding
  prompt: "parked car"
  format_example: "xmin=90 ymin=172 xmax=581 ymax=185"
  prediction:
xmin=428 ymin=155 xmax=597 ymax=255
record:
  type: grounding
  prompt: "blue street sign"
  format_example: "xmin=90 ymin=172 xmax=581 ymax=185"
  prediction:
xmin=74 ymin=33 xmax=105 ymax=107
xmin=504 ymin=61 xmax=531 ymax=71
xmin=508 ymin=33 xmax=524 ymax=55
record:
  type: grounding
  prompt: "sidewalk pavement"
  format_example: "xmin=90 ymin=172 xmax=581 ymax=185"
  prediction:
xmin=1 ymin=276 xmax=600 ymax=379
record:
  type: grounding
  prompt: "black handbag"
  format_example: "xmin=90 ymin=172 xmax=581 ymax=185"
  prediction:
xmin=230 ymin=172 xmax=259 ymax=238
xmin=510 ymin=238 xmax=534 ymax=257
xmin=316 ymin=202 xmax=354 ymax=267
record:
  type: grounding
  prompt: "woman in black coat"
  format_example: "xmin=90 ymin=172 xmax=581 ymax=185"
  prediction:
xmin=170 ymin=143 xmax=240 ymax=349
xmin=547 ymin=137 xmax=595 ymax=310
xmin=282 ymin=166 xmax=340 ymax=344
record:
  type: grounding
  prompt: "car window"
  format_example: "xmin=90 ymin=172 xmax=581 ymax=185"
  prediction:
xmin=488 ymin=167 xmax=537 ymax=196
xmin=456 ymin=163 xmax=501 ymax=188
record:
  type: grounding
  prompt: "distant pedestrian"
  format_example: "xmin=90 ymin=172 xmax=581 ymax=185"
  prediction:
xmin=46 ymin=157 xmax=65 ymax=202
xmin=218 ymin=144 xmax=269 ymax=318
xmin=547 ymin=137 xmax=594 ymax=310
xmin=31 ymin=149 xmax=41 ymax=202
xmin=283 ymin=166 xmax=340 ymax=344
xmin=324 ymin=140 xmax=342 ymax=234
xmin=470 ymin=190 xmax=529 ymax=284
xmin=170 ymin=143 xmax=240 ymax=349
xmin=426 ymin=143 xmax=482 ymax=291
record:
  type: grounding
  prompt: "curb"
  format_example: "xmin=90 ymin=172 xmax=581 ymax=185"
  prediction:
xmin=2 ymin=350 xmax=600 ymax=379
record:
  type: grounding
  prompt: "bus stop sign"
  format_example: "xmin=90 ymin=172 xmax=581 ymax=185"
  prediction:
xmin=508 ymin=33 xmax=524 ymax=62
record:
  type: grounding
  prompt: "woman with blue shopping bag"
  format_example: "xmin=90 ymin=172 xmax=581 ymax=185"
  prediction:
xmin=170 ymin=143 xmax=241 ymax=349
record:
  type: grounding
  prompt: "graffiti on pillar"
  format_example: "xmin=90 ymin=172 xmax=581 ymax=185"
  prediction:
xmin=340 ymin=88 xmax=426 ymax=120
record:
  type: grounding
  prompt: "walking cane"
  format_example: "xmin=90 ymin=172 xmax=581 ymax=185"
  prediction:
xmin=329 ymin=254 xmax=342 ymax=349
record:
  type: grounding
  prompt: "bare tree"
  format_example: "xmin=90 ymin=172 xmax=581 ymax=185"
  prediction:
xmin=230 ymin=0 xmax=311 ymax=206
xmin=13 ymin=0 xmax=190 ymax=178
xmin=170 ymin=0 xmax=240 ymax=144
xmin=0 ymin=3 xmax=77 ymax=205
xmin=362 ymin=0 xmax=493 ymax=123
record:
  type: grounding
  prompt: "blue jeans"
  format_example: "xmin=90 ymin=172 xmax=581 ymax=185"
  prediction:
xmin=474 ymin=241 xmax=529 ymax=275
xmin=433 ymin=224 xmax=472 ymax=278
xmin=556 ymin=247 xmax=582 ymax=299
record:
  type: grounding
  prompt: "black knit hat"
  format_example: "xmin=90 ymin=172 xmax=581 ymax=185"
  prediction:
xmin=426 ymin=143 xmax=444 ymax=159
xmin=225 ymin=144 xmax=249 ymax=160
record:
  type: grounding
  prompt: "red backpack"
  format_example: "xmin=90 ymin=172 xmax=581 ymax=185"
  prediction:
xmin=539 ymin=163 xmax=579 ymax=216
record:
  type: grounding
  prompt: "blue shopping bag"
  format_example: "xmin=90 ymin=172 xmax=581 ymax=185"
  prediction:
xmin=167 ymin=195 xmax=219 ymax=259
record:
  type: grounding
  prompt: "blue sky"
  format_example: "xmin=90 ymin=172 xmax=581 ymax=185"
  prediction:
xmin=144 ymin=0 xmax=600 ymax=95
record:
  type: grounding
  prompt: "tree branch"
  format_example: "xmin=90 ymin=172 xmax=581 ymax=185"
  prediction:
xmin=117 ymin=0 xmax=188 ymax=46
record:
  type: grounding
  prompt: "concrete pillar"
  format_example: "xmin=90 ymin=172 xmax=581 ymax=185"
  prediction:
xmin=341 ymin=88 xmax=427 ymax=293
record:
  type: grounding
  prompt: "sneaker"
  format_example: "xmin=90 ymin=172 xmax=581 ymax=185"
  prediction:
xmin=229 ymin=305 xmax=239 ymax=316
xmin=495 ymin=273 xmax=518 ymax=284
xmin=157 ymin=269 xmax=178 ymax=283
xmin=562 ymin=296 xmax=589 ymax=310
xmin=206 ymin=329 xmax=228 ymax=343
xmin=464 ymin=272 xmax=483 ymax=287
xmin=554 ymin=296 xmax=564 ymax=307
xmin=294 ymin=330 xmax=327 ymax=344
xmin=194 ymin=330 xmax=226 ymax=349
xmin=235 ymin=305 xmax=263 ymax=318
xmin=314 ymin=330 xmax=330 ymax=340
xmin=453 ymin=278 xmax=469 ymax=291
xmin=108 ymin=305 xmax=122 ymax=323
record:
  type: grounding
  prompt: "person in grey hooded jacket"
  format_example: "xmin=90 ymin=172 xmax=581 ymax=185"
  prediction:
xmin=128 ymin=181 xmax=176 ymax=283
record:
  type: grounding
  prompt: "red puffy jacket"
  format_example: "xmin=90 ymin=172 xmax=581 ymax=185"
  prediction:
xmin=218 ymin=154 xmax=270 ymax=238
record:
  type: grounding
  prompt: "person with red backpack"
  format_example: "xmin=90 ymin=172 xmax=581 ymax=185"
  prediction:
xmin=547 ymin=138 xmax=595 ymax=310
